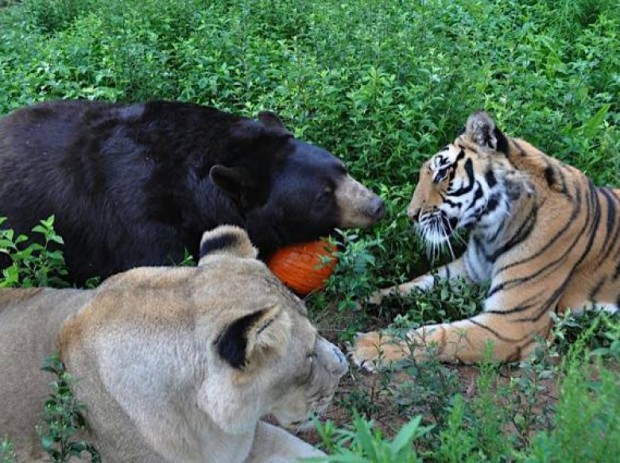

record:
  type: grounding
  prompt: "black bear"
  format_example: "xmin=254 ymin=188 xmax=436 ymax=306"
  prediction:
xmin=0 ymin=100 xmax=384 ymax=284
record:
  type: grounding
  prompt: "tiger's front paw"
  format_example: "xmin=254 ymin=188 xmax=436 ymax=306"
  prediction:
xmin=352 ymin=288 xmax=392 ymax=311
xmin=366 ymin=290 xmax=385 ymax=306
xmin=365 ymin=286 xmax=402 ymax=306
xmin=348 ymin=331 xmax=410 ymax=372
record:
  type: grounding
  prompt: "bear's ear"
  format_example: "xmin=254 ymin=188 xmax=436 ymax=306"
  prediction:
xmin=198 ymin=225 xmax=258 ymax=265
xmin=215 ymin=304 xmax=292 ymax=369
xmin=465 ymin=111 xmax=509 ymax=155
xmin=209 ymin=165 xmax=260 ymax=204
xmin=258 ymin=111 xmax=292 ymax=136
xmin=228 ymin=118 xmax=264 ymax=143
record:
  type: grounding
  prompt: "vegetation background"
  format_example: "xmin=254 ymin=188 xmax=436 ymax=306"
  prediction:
xmin=0 ymin=0 xmax=619 ymax=461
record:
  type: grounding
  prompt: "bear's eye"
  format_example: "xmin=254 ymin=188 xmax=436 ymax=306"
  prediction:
xmin=316 ymin=186 xmax=334 ymax=204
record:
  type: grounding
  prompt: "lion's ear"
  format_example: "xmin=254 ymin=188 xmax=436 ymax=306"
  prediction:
xmin=197 ymin=306 xmax=290 ymax=432
xmin=198 ymin=225 xmax=258 ymax=265
xmin=465 ymin=111 xmax=509 ymax=155
xmin=215 ymin=304 xmax=292 ymax=369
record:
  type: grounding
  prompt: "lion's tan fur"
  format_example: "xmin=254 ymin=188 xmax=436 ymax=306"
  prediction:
xmin=1 ymin=226 xmax=347 ymax=462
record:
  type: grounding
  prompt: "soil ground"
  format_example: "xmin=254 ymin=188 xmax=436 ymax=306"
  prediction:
xmin=295 ymin=360 xmax=559 ymax=446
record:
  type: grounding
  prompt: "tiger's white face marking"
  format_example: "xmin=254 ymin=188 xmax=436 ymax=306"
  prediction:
xmin=409 ymin=143 xmax=513 ymax=256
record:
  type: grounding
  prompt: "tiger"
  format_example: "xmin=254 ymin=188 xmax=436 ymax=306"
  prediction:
xmin=352 ymin=111 xmax=620 ymax=368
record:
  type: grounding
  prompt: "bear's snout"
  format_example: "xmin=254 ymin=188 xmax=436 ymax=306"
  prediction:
xmin=334 ymin=175 xmax=386 ymax=228
xmin=365 ymin=196 xmax=385 ymax=221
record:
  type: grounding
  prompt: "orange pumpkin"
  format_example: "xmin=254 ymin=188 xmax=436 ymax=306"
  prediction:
xmin=267 ymin=239 xmax=338 ymax=295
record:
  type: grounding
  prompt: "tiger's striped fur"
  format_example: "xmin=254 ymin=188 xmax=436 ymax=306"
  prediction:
xmin=352 ymin=111 xmax=620 ymax=367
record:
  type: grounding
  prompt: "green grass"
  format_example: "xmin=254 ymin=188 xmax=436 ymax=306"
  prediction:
xmin=0 ymin=216 xmax=68 ymax=288
xmin=1 ymin=0 xmax=619 ymax=461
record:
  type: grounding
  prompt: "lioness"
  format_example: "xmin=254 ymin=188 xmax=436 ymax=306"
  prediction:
xmin=0 ymin=226 xmax=348 ymax=462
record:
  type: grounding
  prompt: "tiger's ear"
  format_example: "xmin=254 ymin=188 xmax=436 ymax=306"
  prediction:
xmin=465 ymin=111 xmax=509 ymax=154
xmin=215 ymin=304 xmax=292 ymax=369
xmin=198 ymin=225 xmax=258 ymax=265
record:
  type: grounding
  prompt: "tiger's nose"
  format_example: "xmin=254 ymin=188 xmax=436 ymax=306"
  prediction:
xmin=407 ymin=206 xmax=421 ymax=222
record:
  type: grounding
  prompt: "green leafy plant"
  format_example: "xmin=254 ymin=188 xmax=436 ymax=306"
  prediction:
xmin=0 ymin=439 xmax=17 ymax=463
xmin=325 ymin=229 xmax=383 ymax=311
xmin=393 ymin=352 xmax=462 ymax=426
xmin=39 ymin=354 xmax=100 ymax=463
xmin=0 ymin=216 xmax=69 ymax=288
xmin=337 ymin=364 xmax=393 ymax=420
xmin=22 ymin=0 xmax=95 ymax=34
xmin=516 ymin=345 xmax=620 ymax=462
xmin=307 ymin=230 xmax=385 ymax=341
xmin=434 ymin=394 xmax=478 ymax=463
xmin=311 ymin=413 xmax=433 ymax=463
xmin=551 ymin=309 xmax=620 ymax=360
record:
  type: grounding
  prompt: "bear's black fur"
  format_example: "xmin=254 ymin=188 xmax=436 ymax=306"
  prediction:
xmin=0 ymin=100 xmax=384 ymax=284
